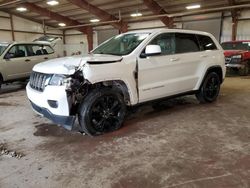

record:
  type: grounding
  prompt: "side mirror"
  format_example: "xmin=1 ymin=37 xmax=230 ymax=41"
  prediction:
xmin=145 ymin=45 xmax=161 ymax=56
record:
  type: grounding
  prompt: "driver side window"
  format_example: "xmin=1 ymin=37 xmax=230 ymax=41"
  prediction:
xmin=5 ymin=45 xmax=27 ymax=59
xmin=149 ymin=33 xmax=175 ymax=55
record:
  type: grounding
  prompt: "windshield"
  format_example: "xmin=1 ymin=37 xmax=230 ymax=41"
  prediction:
xmin=0 ymin=43 xmax=9 ymax=56
xmin=92 ymin=33 xmax=150 ymax=56
xmin=221 ymin=41 xmax=250 ymax=50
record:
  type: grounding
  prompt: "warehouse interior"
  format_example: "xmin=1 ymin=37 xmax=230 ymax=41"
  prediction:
xmin=0 ymin=0 xmax=250 ymax=188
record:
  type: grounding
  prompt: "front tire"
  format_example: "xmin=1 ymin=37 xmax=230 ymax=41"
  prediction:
xmin=78 ymin=88 xmax=126 ymax=136
xmin=196 ymin=72 xmax=221 ymax=103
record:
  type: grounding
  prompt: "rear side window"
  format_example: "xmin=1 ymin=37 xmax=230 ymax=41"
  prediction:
xmin=197 ymin=35 xmax=217 ymax=51
xmin=26 ymin=44 xmax=54 ymax=56
xmin=175 ymin=33 xmax=200 ymax=54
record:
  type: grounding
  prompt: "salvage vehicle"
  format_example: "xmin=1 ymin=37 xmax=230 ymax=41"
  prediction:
xmin=0 ymin=41 xmax=55 ymax=88
xmin=26 ymin=29 xmax=226 ymax=136
xmin=221 ymin=40 xmax=250 ymax=75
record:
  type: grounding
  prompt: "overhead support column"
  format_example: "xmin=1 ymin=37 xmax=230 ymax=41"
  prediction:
xmin=84 ymin=27 xmax=93 ymax=52
xmin=143 ymin=0 xmax=173 ymax=28
xmin=228 ymin=0 xmax=238 ymax=41
xmin=232 ymin=13 xmax=238 ymax=41
xmin=9 ymin=14 xmax=15 ymax=41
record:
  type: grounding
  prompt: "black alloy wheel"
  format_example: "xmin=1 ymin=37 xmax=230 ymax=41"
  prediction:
xmin=196 ymin=72 xmax=221 ymax=103
xmin=78 ymin=88 xmax=126 ymax=136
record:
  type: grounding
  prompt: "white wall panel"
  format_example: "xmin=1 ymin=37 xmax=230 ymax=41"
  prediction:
xmin=0 ymin=12 xmax=9 ymax=17
xmin=221 ymin=17 xmax=232 ymax=42
xmin=0 ymin=17 xmax=11 ymax=30
xmin=129 ymin=20 xmax=165 ymax=30
xmin=64 ymin=32 xmax=97 ymax=55
xmin=0 ymin=31 xmax=12 ymax=42
xmin=13 ymin=16 xmax=44 ymax=32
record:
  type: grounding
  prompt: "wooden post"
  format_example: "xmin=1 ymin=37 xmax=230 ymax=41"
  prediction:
xmin=63 ymin=30 xmax=67 ymax=57
xmin=10 ymin=14 xmax=15 ymax=41
xmin=86 ymin=27 xmax=93 ymax=52
xmin=231 ymin=11 xmax=238 ymax=41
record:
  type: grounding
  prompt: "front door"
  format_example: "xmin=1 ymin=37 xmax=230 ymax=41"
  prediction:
xmin=3 ymin=44 xmax=30 ymax=80
xmin=138 ymin=32 xmax=202 ymax=103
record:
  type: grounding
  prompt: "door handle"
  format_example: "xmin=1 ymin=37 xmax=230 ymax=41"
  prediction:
xmin=44 ymin=57 xmax=48 ymax=60
xmin=170 ymin=58 xmax=179 ymax=62
xmin=25 ymin=59 xmax=31 ymax=62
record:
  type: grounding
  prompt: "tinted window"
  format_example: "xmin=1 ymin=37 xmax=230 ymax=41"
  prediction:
xmin=149 ymin=33 xmax=175 ymax=55
xmin=175 ymin=33 xmax=200 ymax=54
xmin=221 ymin=42 xmax=250 ymax=50
xmin=26 ymin=44 xmax=54 ymax=56
xmin=6 ymin=45 xmax=27 ymax=58
xmin=197 ymin=35 xmax=217 ymax=51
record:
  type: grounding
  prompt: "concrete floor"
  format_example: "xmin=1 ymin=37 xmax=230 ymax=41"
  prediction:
xmin=0 ymin=77 xmax=249 ymax=188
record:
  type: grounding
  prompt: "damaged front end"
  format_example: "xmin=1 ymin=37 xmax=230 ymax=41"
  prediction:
xmin=27 ymin=67 xmax=90 ymax=131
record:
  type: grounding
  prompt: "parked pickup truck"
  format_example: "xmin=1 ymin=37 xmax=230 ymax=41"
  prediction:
xmin=221 ymin=40 xmax=250 ymax=75
xmin=26 ymin=29 xmax=226 ymax=136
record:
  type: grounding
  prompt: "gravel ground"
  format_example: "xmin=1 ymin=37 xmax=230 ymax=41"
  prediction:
xmin=0 ymin=77 xmax=249 ymax=188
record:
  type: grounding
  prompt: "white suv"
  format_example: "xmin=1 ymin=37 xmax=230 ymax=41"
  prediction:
xmin=26 ymin=29 xmax=226 ymax=136
xmin=0 ymin=42 xmax=55 ymax=88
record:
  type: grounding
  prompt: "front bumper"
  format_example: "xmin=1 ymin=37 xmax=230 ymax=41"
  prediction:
xmin=226 ymin=63 xmax=245 ymax=69
xmin=30 ymin=101 xmax=76 ymax=130
xmin=26 ymin=83 xmax=76 ymax=130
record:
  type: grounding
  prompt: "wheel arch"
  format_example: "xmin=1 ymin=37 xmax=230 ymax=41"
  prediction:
xmin=200 ymin=66 xmax=223 ymax=89
xmin=90 ymin=79 xmax=133 ymax=105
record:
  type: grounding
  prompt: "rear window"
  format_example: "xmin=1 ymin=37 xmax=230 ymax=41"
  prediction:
xmin=175 ymin=33 xmax=200 ymax=54
xmin=26 ymin=44 xmax=54 ymax=56
xmin=197 ymin=35 xmax=217 ymax=51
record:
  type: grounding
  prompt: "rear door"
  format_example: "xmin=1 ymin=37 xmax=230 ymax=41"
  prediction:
xmin=138 ymin=32 xmax=203 ymax=103
xmin=26 ymin=44 xmax=55 ymax=71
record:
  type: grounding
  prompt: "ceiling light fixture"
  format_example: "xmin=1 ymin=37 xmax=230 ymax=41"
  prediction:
xmin=130 ymin=12 xmax=142 ymax=17
xmin=90 ymin=19 xmax=100 ymax=23
xmin=16 ymin=7 xmax=27 ymax=12
xmin=186 ymin=4 xmax=201 ymax=10
xmin=47 ymin=0 xmax=59 ymax=6
xmin=58 ymin=23 xmax=66 ymax=27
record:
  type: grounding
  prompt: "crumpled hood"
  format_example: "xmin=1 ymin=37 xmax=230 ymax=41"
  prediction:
xmin=224 ymin=50 xmax=246 ymax=57
xmin=33 ymin=54 xmax=122 ymax=75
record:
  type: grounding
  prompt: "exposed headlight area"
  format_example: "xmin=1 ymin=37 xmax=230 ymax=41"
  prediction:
xmin=49 ymin=74 xmax=66 ymax=86
xmin=49 ymin=74 xmax=73 ymax=90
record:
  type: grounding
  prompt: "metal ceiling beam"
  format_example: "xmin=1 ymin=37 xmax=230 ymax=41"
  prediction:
xmin=22 ymin=2 xmax=89 ymax=33
xmin=67 ymin=0 xmax=128 ymax=32
xmin=0 ymin=0 xmax=23 ymax=7
xmin=21 ymin=2 xmax=93 ymax=51
xmin=143 ymin=0 xmax=173 ymax=28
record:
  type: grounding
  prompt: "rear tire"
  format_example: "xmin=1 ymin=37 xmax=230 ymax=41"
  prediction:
xmin=196 ymin=72 xmax=221 ymax=103
xmin=78 ymin=88 xmax=126 ymax=136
